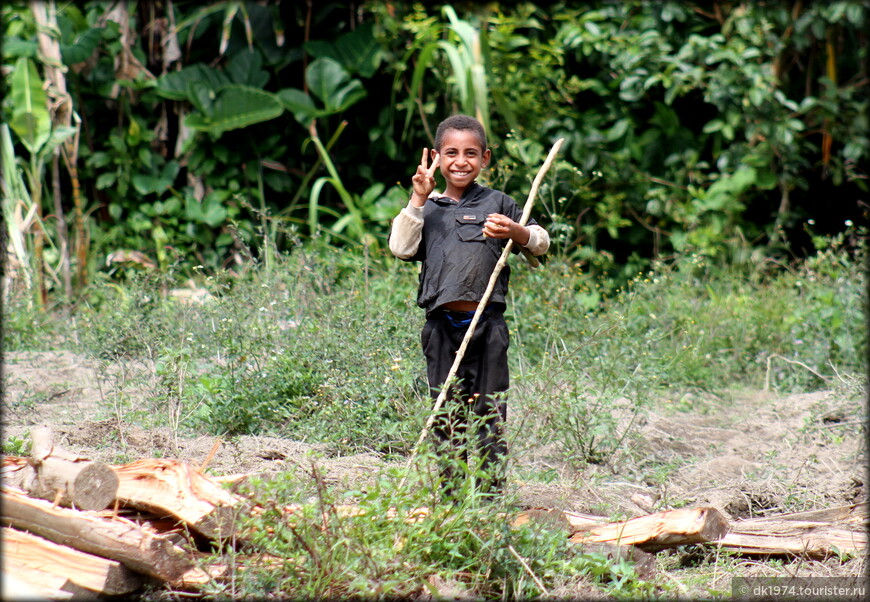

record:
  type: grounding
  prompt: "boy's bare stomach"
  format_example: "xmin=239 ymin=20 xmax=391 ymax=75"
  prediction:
xmin=441 ymin=300 xmax=482 ymax=311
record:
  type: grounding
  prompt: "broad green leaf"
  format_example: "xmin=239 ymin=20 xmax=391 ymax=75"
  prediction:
xmin=201 ymin=193 xmax=229 ymax=227
xmin=188 ymin=80 xmax=216 ymax=114
xmin=3 ymin=37 xmax=38 ymax=59
xmin=185 ymin=85 xmax=284 ymax=136
xmin=277 ymin=88 xmax=321 ymax=126
xmin=132 ymin=174 xmax=164 ymax=195
xmin=702 ymin=119 xmax=724 ymax=133
xmin=186 ymin=191 xmax=229 ymax=227
xmin=330 ymin=80 xmax=366 ymax=113
xmin=155 ymin=64 xmax=230 ymax=101
xmin=95 ymin=172 xmax=117 ymax=189
xmin=86 ymin=151 xmax=111 ymax=168
xmin=41 ymin=126 xmax=77 ymax=158
xmin=60 ymin=27 xmax=103 ymax=65
xmin=9 ymin=58 xmax=51 ymax=155
xmin=226 ymin=48 xmax=269 ymax=87
xmin=606 ymin=118 xmax=631 ymax=142
xmin=306 ymin=58 xmax=366 ymax=113
xmin=304 ymin=22 xmax=383 ymax=78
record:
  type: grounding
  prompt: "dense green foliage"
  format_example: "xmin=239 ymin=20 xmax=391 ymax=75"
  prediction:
xmin=1 ymin=1 xmax=867 ymax=304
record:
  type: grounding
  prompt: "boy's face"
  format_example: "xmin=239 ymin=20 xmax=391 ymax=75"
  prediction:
xmin=436 ymin=128 xmax=490 ymax=195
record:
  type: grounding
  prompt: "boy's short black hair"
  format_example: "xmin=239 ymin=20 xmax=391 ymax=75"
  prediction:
xmin=434 ymin=114 xmax=487 ymax=151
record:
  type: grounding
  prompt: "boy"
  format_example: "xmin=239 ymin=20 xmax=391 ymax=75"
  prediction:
xmin=389 ymin=115 xmax=550 ymax=495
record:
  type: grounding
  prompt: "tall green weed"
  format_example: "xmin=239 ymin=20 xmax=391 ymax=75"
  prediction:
xmin=508 ymin=230 xmax=866 ymax=466
xmin=209 ymin=455 xmax=655 ymax=600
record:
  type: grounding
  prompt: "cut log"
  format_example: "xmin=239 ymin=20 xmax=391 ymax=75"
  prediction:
xmin=2 ymin=526 xmax=143 ymax=596
xmin=714 ymin=502 xmax=868 ymax=558
xmin=1 ymin=486 xmax=194 ymax=582
xmin=569 ymin=506 xmax=730 ymax=552
xmin=112 ymin=458 xmax=243 ymax=539
xmin=2 ymin=427 xmax=119 ymax=511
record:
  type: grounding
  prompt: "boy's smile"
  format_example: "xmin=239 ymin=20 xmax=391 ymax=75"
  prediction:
xmin=437 ymin=129 xmax=491 ymax=200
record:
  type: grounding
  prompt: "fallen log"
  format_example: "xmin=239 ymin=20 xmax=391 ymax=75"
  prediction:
xmin=569 ymin=506 xmax=730 ymax=552
xmin=1 ymin=486 xmax=195 ymax=582
xmin=112 ymin=458 xmax=243 ymax=540
xmin=714 ymin=502 xmax=868 ymax=558
xmin=2 ymin=526 xmax=143 ymax=597
xmin=2 ymin=427 xmax=119 ymax=511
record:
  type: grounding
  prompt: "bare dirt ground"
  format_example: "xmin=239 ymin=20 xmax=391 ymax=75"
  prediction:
xmin=2 ymin=349 xmax=867 ymax=593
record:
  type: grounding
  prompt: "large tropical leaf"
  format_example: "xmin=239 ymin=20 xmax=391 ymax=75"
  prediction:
xmin=9 ymin=58 xmax=51 ymax=155
xmin=184 ymin=85 xmax=284 ymax=136
xmin=60 ymin=27 xmax=103 ymax=65
xmin=306 ymin=58 xmax=366 ymax=113
xmin=304 ymin=22 xmax=383 ymax=78
xmin=155 ymin=64 xmax=231 ymax=101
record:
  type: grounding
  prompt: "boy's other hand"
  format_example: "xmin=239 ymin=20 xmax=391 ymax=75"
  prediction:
xmin=484 ymin=213 xmax=530 ymax=246
xmin=411 ymin=148 xmax=440 ymax=206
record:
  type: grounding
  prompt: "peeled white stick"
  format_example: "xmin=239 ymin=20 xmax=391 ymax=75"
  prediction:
xmin=398 ymin=138 xmax=565 ymax=489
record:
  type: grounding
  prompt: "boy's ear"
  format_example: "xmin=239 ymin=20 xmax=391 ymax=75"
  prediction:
xmin=483 ymin=148 xmax=491 ymax=167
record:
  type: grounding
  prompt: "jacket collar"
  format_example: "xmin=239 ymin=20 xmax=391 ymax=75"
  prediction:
xmin=432 ymin=182 xmax=483 ymax=206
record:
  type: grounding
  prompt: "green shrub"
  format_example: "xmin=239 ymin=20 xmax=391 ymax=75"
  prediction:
xmin=208 ymin=456 xmax=656 ymax=600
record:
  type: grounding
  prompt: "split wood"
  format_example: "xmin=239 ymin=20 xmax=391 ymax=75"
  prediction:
xmin=398 ymin=137 xmax=565 ymax=490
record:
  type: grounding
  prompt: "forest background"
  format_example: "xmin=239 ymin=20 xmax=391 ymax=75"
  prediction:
xmin=1 ymin=0 xmax=867 ymax=304
xmin=1 ymin=1 xmax=868 ymax=599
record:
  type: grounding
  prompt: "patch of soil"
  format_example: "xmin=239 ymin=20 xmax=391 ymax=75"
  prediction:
xmin=3 ymin=351 xmax=866 ymax=520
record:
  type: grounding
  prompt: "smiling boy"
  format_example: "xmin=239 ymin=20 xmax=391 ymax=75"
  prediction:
xmin=389 ymin=115 xmax=550 ymax=496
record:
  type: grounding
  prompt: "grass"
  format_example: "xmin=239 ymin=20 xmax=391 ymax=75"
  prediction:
xmin=2 ymin=229 xmax=866 ymax=599
xmin=203 ymin=453 xmax=658 ymax=600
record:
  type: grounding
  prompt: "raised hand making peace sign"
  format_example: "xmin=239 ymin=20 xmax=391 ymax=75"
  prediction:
xmin=410 ymin=148 xmax=440 ymax=207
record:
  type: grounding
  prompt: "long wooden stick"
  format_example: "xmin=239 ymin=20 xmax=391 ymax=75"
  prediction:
xmin=398 ymin=138 xmax=564 ymax=489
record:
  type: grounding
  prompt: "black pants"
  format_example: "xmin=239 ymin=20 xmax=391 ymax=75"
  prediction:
xmin=421 ymin=307 xmax=509 ymax=494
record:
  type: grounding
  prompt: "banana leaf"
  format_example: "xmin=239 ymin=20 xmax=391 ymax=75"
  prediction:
xmin=9 ymin=57 xmax=51 ymax=155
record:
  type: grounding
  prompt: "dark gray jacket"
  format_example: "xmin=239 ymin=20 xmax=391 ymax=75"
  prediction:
xmin=391 ymin=183 xmax=542 ymax=313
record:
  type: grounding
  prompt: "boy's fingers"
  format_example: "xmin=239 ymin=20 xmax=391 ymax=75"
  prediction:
xmin=420 ymin=148 xmax=429 ymax=170
xmin=427 ymin=152 xmax=440 ymax=177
